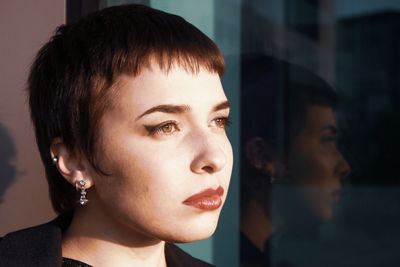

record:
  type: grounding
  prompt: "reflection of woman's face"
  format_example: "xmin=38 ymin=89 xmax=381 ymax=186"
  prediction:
xmin=87 ymin=63 xmax=233 ymax=243
xmin=287 ymin=105 xmax=350 ymax=222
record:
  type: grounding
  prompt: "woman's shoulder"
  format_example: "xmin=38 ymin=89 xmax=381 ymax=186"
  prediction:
xmin=0 ymin=217 xmax=215 ymax=267
xmin=165 ymin=242 xmax=215 ymax=267
xmin=0 ymin=217 xmax=66 ymax=267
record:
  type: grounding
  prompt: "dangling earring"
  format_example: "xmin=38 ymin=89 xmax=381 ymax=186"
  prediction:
xmin=76 ymin=180 xmax=88 ymax=205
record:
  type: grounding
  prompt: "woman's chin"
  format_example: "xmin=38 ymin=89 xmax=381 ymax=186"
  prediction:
xmin=163 ymin=219 xmax=219 ymax=243
xmin=169 ymin=230 xmax=216 ymax=244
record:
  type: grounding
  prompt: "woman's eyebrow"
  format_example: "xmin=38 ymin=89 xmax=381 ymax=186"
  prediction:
xmin=213 ymin=100 xmax=230 ymax=112
xmin=136 ymin=100 xmax=230 ymax=121
xmin=136 ymin=104 xmax=191 ymax=120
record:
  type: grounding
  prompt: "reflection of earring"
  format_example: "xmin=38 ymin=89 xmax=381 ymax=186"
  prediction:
xmin=52 ymin=156 xmax=58 ymax=165
xmin=76 ymin=180 xmax=88 ymax=205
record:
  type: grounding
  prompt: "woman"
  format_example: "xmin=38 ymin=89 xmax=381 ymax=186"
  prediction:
xmin=240 ymin=55 xmax=350 ymax=266
xmin=0 ymin=4 xmax=233 ymax=267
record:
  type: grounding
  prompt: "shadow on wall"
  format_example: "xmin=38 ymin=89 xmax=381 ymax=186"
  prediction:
xmin=0 ymin=123 xmax=17 ymax=204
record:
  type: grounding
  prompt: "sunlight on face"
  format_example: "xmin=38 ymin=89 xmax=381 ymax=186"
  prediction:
xmin=88 ymin=63 xmax=233 ymax=243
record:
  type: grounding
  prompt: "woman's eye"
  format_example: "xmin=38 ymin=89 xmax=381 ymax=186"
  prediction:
xmin=213 ymin=117 xmax=231 ymax=129
xmin=321 ymin=135 xmax=336 ymax=144
xmin=145 ymin=121 xmax=180 ymax=136
xmin=160 ymin=123 xmax=174 ymax=133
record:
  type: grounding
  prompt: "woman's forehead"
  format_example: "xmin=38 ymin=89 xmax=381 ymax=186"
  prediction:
xmin=106 ymin=65 xmax=227 ymax=115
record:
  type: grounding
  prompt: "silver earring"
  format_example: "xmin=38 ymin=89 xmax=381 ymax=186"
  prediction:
xmin=76 ymin=180 xmax=88 ymax=205
xmin=52 ymin=156 xmax=58 ymax=165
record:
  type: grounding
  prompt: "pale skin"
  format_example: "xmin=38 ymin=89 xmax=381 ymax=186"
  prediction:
xmin=50 ymin=63 xmax=233 ymax=267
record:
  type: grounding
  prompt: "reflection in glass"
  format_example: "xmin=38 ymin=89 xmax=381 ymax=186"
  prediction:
xmin=240 ymin=55 xmax=350 ymax=267
xmin=240 ymin=1 xmax=400 ymax=266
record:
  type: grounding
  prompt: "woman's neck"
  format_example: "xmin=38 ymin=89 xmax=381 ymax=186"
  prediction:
xmin=241 ymin=198 xmax=273 ymax=252
xmin=62 ymin=206 xmax=167 ymax=267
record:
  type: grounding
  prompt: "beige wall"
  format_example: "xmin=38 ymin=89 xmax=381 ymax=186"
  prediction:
xmin=0 ymin=0 xmax=65 ymax=235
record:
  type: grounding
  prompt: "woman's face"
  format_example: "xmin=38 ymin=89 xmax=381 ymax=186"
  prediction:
xmin=87 ymin=63 xmax=233 ymax=243
xmin=287 ymin=105 xmax=350 ymax=222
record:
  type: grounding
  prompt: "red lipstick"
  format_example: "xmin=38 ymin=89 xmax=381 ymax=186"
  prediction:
xmin=183 ymin=186 xmax=224 ymax=210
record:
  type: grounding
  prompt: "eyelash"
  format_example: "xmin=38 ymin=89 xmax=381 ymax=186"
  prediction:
xmin=213 ymin=117 xmax=232 ymax=129
xmin=145 ymin=120 xmax=180 ymax=136
xmin=144 ymin=117 xmax=231 ymax=136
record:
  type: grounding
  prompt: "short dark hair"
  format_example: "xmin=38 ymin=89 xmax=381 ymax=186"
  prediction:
xmin=240 ymin=54 xmax=337 ymax=200
xmin=28 ymin=4 xmax=225 ymax=215
xmin=241 ymin=54 xmax=337 ymax=153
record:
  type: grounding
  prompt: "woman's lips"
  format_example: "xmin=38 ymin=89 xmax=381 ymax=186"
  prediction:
xmin=183 ymin=186 xmax=224 ymax=210
xmin=331 ymin=187 xmax=342 ymax=203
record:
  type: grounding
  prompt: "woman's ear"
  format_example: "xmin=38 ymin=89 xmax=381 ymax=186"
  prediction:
xmin=50 ymin=137 xmax=94 ymax=189
xmin=244 ymin=136 xmax=276 ymax=179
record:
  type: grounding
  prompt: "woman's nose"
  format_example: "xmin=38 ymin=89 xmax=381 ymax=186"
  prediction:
xmin=336 ymin=153 xmax=351 ymax=181
xmin=190 ymin=132 xmax=229 ymax=175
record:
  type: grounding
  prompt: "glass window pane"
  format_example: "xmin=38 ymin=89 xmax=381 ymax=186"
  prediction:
xmin=241 ymin=1 xmax=400 ymax=266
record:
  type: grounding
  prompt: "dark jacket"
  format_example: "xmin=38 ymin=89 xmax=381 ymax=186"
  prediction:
xmin=0 ymin=216 xmax=214 ymax=267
